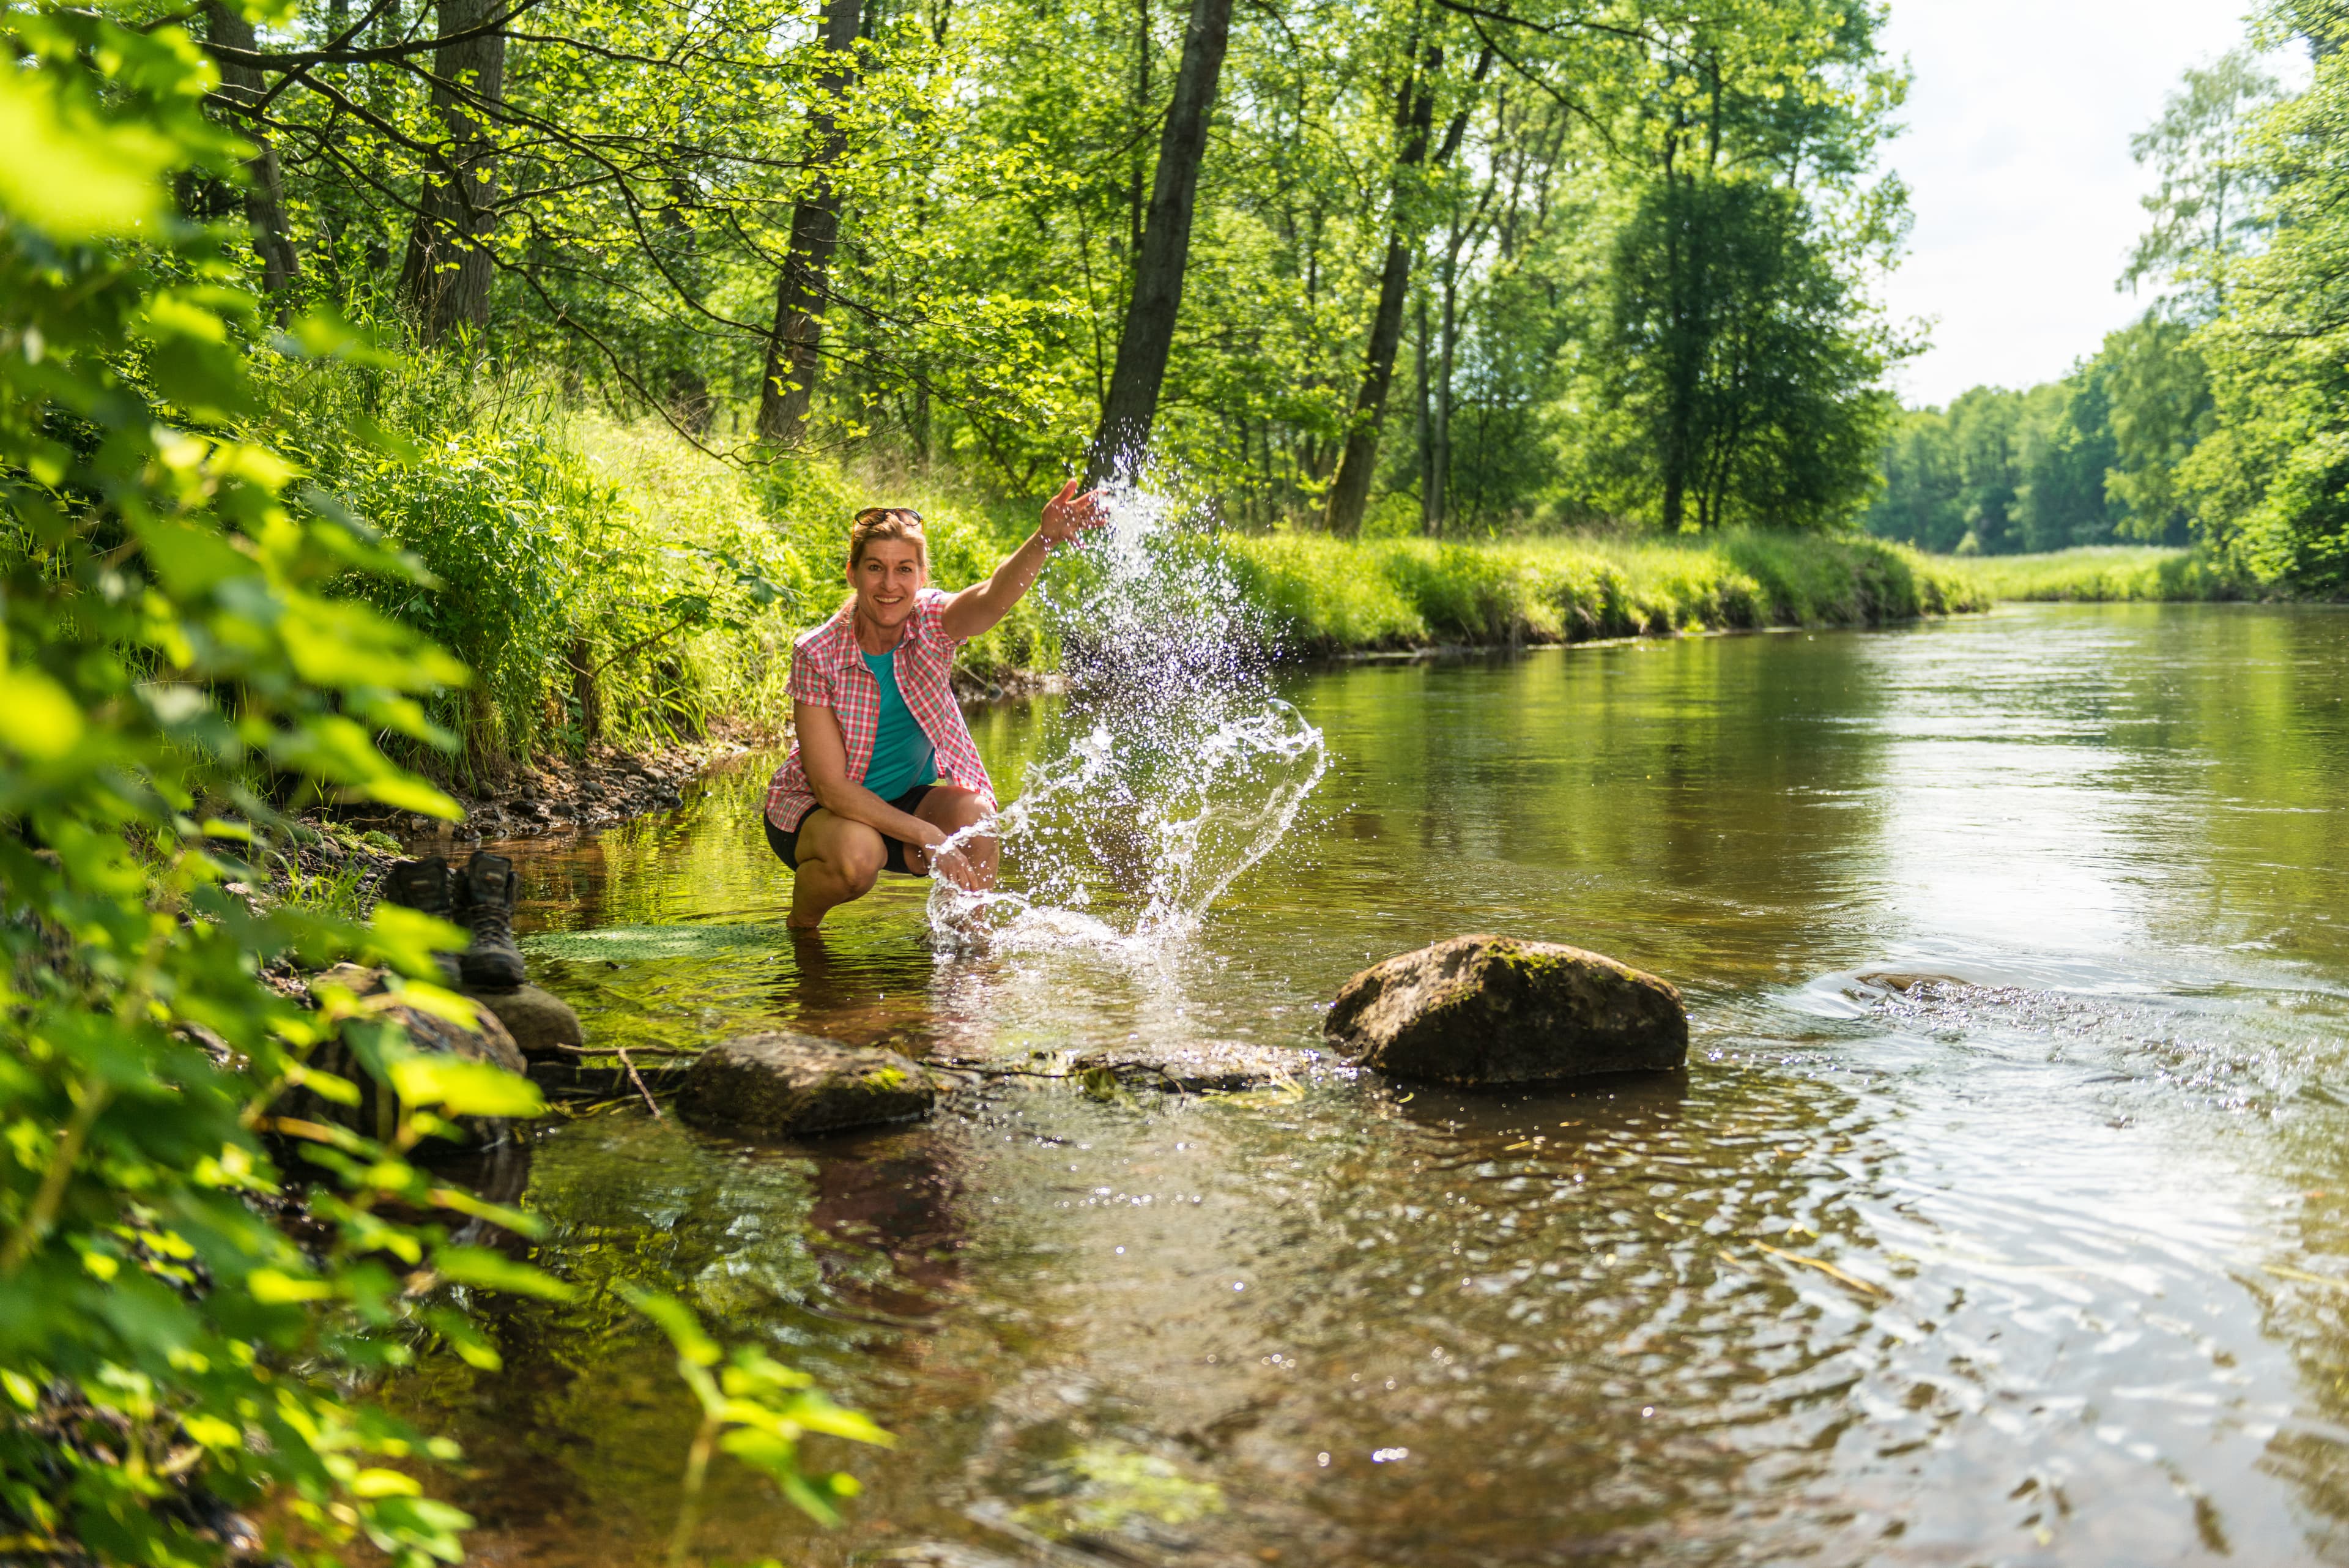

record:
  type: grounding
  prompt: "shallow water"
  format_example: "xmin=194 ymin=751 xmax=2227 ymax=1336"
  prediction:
xmin=409 ymin=603 xmax=2349 ymax=1567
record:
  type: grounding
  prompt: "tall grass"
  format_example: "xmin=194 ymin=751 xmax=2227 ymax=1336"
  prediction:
xmin=1217 ymin=530 xmax=1985 ymax=652
xmin=1945 ymin=545 xmax=2251 ymax=602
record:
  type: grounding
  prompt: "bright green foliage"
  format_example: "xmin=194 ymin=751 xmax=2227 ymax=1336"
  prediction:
xmin=620 ymin=1286 xmax=891 ymax=1560
xmin=1948 ymin=546 xmax=2247 ymax=603
xmin=259 ymin=366 xmax=809 ymax=775
xmin=0 ymin=9 xmax=537 ymax=1562
xmin=2123 ymin=48 xmax=2279 ymax=313
xmin=2173 ymin=4 xmax=2349 ymax=592
xmin=1865 ymin=317 xmax=2209 ymax=555
xmin=196 ymin=0 xmax=1913 ymax=536
xmin=1217 ymin=529 xmax=1980 ymax=650
xmin=0 ymin=8 xmax=875 ymax=1563
xmin=1555 ymin=0 xmax=1910 ymax=532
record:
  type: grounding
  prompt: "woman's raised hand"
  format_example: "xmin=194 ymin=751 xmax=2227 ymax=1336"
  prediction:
xmin=1039 ymin=478 xmax=1107 ymax=545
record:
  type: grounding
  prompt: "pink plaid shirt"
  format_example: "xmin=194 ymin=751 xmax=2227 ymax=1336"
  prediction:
xmin=763 ymin=587 xmax=995 ymax=832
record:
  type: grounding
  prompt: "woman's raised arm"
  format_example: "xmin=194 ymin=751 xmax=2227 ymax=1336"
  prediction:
xmin=940 ymin=479 xmax=1105 ymax=642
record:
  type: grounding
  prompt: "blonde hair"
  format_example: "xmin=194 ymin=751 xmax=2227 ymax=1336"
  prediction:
xmin=848 ymin=507 xmax=928 ymax=571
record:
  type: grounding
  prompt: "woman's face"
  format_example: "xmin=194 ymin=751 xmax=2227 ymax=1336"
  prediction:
xmin=849 ymin=538 xmax=928 ymax=628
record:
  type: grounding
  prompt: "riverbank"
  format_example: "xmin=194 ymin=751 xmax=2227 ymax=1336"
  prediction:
xmin=1937 ymin=544 xmax=2252 ymax=602
xmin=1215 ymin=530 xmax=1983 ymax=652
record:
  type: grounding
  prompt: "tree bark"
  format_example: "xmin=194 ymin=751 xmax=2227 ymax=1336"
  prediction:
xmin=1084 ymin=0 xmax=1235 ymax=485
xmin=1433 ymin=252 xmax=1457 ymax=533
xmin=397 ymin=0 xmax=505 ymax=343
xmin=757 ymin=0 xmax=865 ymax=443
xmin=1322 ymin=45 xmax=1486 ymax=535
xmin=204 ymin=3 xmax=299 ymax=313
xmin=1415 ymin=289 xmax=1434 ymax=533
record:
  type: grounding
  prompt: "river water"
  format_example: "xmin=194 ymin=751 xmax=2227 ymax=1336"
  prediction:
xmin=408 ymin=603 xmax=2349 ymax=1567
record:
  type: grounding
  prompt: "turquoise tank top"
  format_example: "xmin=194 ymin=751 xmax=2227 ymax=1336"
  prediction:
xmin=861 ymin=650 xmax=937 ymax=800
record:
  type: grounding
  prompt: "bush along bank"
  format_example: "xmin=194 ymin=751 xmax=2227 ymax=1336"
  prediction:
xmin=1942 ymin=546 xmax=2256 ymax=603
xmin=1214 ymin=530 xmax=1987 ymax=653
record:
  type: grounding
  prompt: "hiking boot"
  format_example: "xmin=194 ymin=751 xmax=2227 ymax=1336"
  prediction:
xmin=455 ymin=850 xmax=527 ymax=990
xmin=379 ymin=856 xmax=462 ymax=983
xmin=380 ymin=856 xmax=456 ymax=918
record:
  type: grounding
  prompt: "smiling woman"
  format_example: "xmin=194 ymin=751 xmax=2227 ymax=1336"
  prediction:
xmin=762 ymin=485 xmax=1104 ymax=927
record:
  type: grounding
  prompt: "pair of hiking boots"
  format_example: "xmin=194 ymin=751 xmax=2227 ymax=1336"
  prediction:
xmin=380 ymin=850 xmax=527 ymax=991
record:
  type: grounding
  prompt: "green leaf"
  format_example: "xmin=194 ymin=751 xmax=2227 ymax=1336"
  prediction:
xmin=246 ymin=1267 xmax=335 ymax=1304
xmin=432 ymin=1247 xmax=574 ymax=1302
xmin=0 ymin=668 xmax=84 ymax=760
xmin=0 ymin=57 xmax=169 ymax=237
xmin=371 ymin=904 xmax=469 ymax=975
xmin=616 ymin=1285 xmax=719 ymax=1368
xmin=387 ymin=1057 xmax=544 ymax=1120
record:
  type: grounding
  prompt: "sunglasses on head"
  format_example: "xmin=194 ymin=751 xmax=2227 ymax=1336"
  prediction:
xmin=853 ymin=507 xmax=922 ymax=526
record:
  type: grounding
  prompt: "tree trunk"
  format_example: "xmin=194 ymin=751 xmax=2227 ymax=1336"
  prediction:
xmin=203 ymin=3 xmax=299 ymax=313
xmin=1415 ymin=289 xmax=1434 ymax=534
xmin=568 ymin=635 xmax=602 ymax=743
xmin=397 ymin=0 xmax=505 ymax=343
xmin=1433 ymin=255 xmax=1457 ymax=534
xmin=757 ymin=0 xmax=865 ymax=443
xmin=1322 ymin=46 xmax=1486 ymax=535
xmin=1085 ymin=0 xmax=1234 ymax=484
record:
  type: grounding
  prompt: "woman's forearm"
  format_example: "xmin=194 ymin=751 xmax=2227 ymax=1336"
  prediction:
xmin=814 ymin=778 xmax=937 ymax=845
xmin=944 ymin=532 xmax=1052 ymax=641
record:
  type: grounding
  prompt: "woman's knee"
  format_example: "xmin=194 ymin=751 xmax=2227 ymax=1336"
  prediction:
xmin=838 ymin=833 xmax=885 ymax=890
xmin=807 ymin=823 xmax=886 ymax=891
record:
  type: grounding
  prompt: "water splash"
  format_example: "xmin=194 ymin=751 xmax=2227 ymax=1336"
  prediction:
xmin=927 ymin=484 xmax=1327 ymax=948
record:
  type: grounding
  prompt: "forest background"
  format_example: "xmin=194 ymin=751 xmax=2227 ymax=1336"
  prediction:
xmin=14 ymin=0 xmax=2349 ymax=789
xmin=28 ymin=0 xmax=2332 ymax=787
xmin=62 ymin=0 xmax=1987 ymax=784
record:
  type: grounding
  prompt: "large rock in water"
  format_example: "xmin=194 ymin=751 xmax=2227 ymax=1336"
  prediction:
xmin=678 ymin=1031 xmax=935 ymax=1134
xmin=1324 ymin=935 xmax=1687 ymax=1085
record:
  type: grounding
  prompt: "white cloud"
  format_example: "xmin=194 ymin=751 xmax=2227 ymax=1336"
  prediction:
xmin=1876 ymin=0 xmax=2274 ymax=407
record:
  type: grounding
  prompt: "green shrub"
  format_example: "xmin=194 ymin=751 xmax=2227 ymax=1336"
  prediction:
xmin=0 ymin=18 xmax=878 ymax=1565
xmin=1947 ymin=544 xmax=2251 ymax=602
xmin=1208 ymin=530 xmax=1976 ymax=653
xmin=0 ymin=15 xmax=534 ymax=1561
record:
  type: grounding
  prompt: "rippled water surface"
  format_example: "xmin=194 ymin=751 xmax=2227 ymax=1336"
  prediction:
xmin=409 ymin=603 xmax=2349 ymax=1567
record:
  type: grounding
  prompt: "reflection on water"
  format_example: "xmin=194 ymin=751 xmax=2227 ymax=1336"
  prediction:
xmin=403 ymin=604 xmax=2349 ymax=1566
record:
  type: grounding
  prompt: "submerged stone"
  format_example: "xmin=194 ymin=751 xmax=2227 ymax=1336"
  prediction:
xmin=465 ymin=982 xmax=585 ymax=1060
xmin=1324 ymin=934 xmax=1686 ymax=1085
xmin=678 ymin=1031 xmax=935 ymax=1134
xmin=1067 ymin=1039 xmax=1334 ymax=1093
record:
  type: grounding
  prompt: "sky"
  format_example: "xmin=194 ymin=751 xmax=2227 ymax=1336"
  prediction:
xmin=1876 ymin=0 xmax=2277 ymax=407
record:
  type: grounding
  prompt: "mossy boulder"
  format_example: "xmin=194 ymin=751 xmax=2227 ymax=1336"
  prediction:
xmin=464 ymin=983 xmax=585 ymax=1060
xmin=286 ymin=964 xmax=535 ymax=1145
xmin=678 ymin=1031 xmax=935 ymax=1134
xmin=1324 ymin=935 xmax=1686 ymax=1085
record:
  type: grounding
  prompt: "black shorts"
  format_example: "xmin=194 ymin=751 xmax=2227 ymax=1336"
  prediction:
xmin=764 ymin=784 xmax=935 ymax=875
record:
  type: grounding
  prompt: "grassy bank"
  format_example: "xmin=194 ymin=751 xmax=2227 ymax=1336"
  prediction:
xmin=1217 ymin=531 xmax=1983 ymax=652
xmin=1943 ymin=545 xmax=2251 ymax=603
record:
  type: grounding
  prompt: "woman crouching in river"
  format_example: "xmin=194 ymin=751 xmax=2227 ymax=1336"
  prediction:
xmin=763 ymin=484 xmax=1104 ymax=928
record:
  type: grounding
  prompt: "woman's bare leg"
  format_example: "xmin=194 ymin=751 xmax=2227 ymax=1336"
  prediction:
xmin=787 ymin=810 xmax=888 ymax=928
